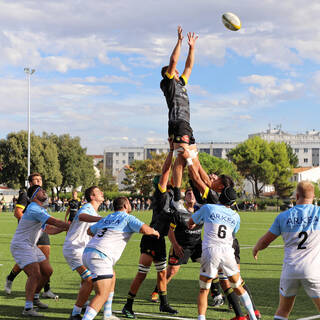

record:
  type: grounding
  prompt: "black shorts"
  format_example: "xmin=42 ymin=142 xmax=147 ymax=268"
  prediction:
xmin=168 ymin=241 xmax=202 ymax=265
xmin=36 ymin=232 xmax=50 ymax=246
xmin=140 ymin=235 xmax=166 ymax=262
xmin=233 ymin=238 xmax=240 ymax=264
xmin=68 ymin=211 xmax=76 ymax=223
xmin=168 ymin=120 xmax=195 ymax=145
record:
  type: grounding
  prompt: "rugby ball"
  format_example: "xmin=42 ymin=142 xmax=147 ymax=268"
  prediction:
xmin=222 ymin=12 xmax=241 ymax=31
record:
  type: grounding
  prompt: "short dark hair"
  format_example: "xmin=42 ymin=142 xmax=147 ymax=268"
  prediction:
xmin=28 ymin=172 xmax=41 ymax=183
xmin=220 ymin=175 xmax=234 ymax=188
xmin=161 ymin=66 xmax=168 ymax=78
xmin=27 ymin=185 xmax=41 ymax=199
xmin=185 ymin=187 xmax=193 ymax=195
xmin=113 ymin=197 xmax=128 ymax=211
xmin=84 ymin=186 xmax=99 ymax=203
xmin=219 ymin=187 xmax=237 ymax=206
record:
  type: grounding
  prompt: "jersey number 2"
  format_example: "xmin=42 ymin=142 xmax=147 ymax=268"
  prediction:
xmin=297 ymin=231 xmax=308 ymax=250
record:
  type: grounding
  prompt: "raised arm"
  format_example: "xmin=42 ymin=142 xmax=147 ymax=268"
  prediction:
xmin=79 ymin=213 xmax=102 ymax=223
xmin=166 ymin=26 xmax=184 ymax=76
xmin=181 ymin=32 xmax=198 ymax=83
xmin=158 ymin=138 xmax=174 ymax=190
xmin=252 ymin=231 xmax=278 ymax=260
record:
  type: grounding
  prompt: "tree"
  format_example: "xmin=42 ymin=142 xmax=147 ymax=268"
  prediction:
xmin=285 ymin=143 xmax=299 ymax=168
xmin=228 ymin=136 xmax=294 ymax=198
xmin=46 ymin=133 xmax=96 ymax=195
xmin=98 ymin=169 xmax=118 ymax=193
xmin=0 ymin=131 xmax=62 ymax=189
xmin=122 ymin=152 xmax=168 ymax=196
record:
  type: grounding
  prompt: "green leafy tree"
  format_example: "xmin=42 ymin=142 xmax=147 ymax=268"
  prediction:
xmin=270 ymin=141 xmax=295 ymax=198
xmin=285 ymin=143 xmax=299 ymax=168
xmin=122 ymin=152 xmax=167 ymax=196
xmin=98 ymin=169 xmax=118 ymax=193
xmin=228 ymin=136 xmax=277 ymax=197
xmin=46 ymin=133 xmax=96 ymax=195
xmin=0 ymin=131 xmax=62 ymax=189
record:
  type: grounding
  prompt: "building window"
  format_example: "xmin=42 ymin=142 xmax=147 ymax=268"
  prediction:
xmin=304 ymin=148 xmax=308 ymax=153
xmin=115 ymin=152 xmax=119 ymax=156
xmin=304 ymin=158 xmax=308 ymax=163
xmin=137 ymin=152 xmax=141 ymax=156
xmin=295 ymin=148 xmax=299 ymax=153
xmin=116 ymin=160 xmax=119 ymax=164
xmin=122 ymin=152 xmax=126 ymax=156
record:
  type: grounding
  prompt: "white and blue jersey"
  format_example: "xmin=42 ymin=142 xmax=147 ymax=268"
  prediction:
xmin=63 ymin=203 xmax=100 ymax=252
xmin=269 ymin=204 xmax=320 ymax=279
xmin=191 ymin=204 xmax=240 ymax=250
xmin=85 ymin=211 xmax=144 ymax=265
xmin=11 ymin=202 xmax=51 ymax=249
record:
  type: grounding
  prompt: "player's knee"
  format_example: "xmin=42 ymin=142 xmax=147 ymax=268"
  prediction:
xmin=138 ymin=264 xmax=150 ymax=274
xmin=229 ymin=277 xmax=242 ymax=289
xmin=199 ymin=280 xmax=211 ymax=289
xmin=155 ymin=261 xmax=166 ymax=272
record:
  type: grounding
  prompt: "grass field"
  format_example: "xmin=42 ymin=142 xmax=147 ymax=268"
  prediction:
xmin=0 ymin=210 xmax=317 ymax=320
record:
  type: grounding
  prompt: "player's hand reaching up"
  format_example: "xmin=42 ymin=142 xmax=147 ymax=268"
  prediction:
xmin=187 ymin=32 xmax=198 ymax=48
xmin=177 ymin=26 xmax=184 ymax=41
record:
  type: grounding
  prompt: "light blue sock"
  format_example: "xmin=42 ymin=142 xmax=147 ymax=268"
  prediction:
xmin=239 ymin=291 xmax=257 ymax=320
xmin=198 ymin=315 xmax=206 ymax=320
xmin=274 ymin=316 xmax=288 ymax=320
xmin=72 ymin=305 xmax=82 ymax=316
xmin=82 ymin=306 xmax=98 ymax=320
xmin=25 ymin=300 xmax=33 ymax=310
xmin=103 ymin=292 xmax=114 ymax=318
xmin=34 ymin=293 xmax=40 ymax=300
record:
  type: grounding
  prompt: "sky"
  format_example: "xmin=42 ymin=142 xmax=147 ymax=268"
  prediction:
xmin=1 ymin=0 xmax=320 ymax=154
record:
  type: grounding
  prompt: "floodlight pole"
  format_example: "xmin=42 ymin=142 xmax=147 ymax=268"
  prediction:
xmin=24 ymin=67 xmax=35 ymax=183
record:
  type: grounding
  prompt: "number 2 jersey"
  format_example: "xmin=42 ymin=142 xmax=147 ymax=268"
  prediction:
xmin=269 ymin=204 xmax=320 ymax=279
xmin=86 ymin=211 xmax=144 ymax=265
xmin=191 ymin=203 xmax=240 ymax=250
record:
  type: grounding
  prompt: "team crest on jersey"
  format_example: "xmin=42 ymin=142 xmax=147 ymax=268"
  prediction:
xmin=181 ymin=135 xmax=190 ymax=143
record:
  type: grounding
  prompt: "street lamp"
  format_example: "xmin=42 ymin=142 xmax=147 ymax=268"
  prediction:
xmin=24 ymin=67 xmax=35 ymax=184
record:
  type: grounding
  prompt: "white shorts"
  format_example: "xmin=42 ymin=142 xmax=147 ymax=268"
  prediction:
xmin=63 ymin=248 xmax=83 ymax=271
xmin=280 ymin=277 xmax=320 ymax=298
xmin=200 ymin=246 xmax=239 ymax=279
xmin=82 ymin=249 xmax=113 ymax=281
xmin=10 ymin=245 xmax=46 ymax=269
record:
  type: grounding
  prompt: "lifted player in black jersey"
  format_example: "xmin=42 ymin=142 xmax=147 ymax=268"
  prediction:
xmin=161 ymin=26 xmax=213 ymax=212
xmin=122 ymin=139 xmax=178 ymax=319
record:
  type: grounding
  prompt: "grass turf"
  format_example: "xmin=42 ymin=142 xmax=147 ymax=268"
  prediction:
xmin=0 ymin=210 xmax=316 ymax=319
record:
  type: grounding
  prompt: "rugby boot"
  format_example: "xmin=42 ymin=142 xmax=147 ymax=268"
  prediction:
xmin=22 ymin=308 xmax=44 ymax=317
xmin=4 ymin=276 xmax=13 ymax=295
xmin=246 ymin=310 xmax=261 ymax=320
xmin=122 ymin=306 xmax=136 ymax=319
xmin=33 ymin=299 xmax=48 ymax=309
xmin=159 ymin=304 xmax=178 ymax=314
xmin=42 ymin=289 xmax=59 ymax=299
xmin=69 ymin=314 xmax=82 ymax=320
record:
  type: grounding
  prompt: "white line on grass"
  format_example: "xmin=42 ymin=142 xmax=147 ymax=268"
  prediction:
xmin=297 ymin=315 xmax=320 ymax=320
xmin=114 ymin=310 xmax=196 ymax=320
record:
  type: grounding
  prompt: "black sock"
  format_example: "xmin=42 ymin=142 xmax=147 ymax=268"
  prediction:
xmin=242 ymin=281 xmax=256 ymax=310
xmin=159 ymin=291 xmax=168 ymax=306
xmin=44 ymin=280 xmax=50 ymax=292
xmin=153 ymin=285 xmax=159 ymax=293
xmin=173 ymin=187 xmax=181 ymax=202
xmin=224 ymin=287 xmax=244 ymax=317
xmin=125 ymin=292 xmax=136 ymax=309
xmin=210 ymin=277 xmax=221 ymax=297
xmin=7 ymin=269 xmax=20 ymax=281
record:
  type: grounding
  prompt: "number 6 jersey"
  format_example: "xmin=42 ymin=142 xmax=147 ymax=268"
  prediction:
xmin=269 ymin=204 xmax=320 ymax=279
xmin=191 ymin=204 xmax=240 ymax=250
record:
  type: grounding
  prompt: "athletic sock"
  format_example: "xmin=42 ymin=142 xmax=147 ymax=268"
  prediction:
xmin=7 ymin=269 xmax=20 ymax=281
xmin=103 ymin=292 xmax=114 ymax=318
xmin=72 ymin=305 xmax=82 ymax=316
xmin=274 ymin=316 xmax=287 ymax=320
xmin=242 ymin=281 xmax=257 ymax=310
xmin=153 ymin=285 xmax=159 ymax=293
xmin=82 ymin=306 xmax=97 ymax=320
xmin=159 ymin=291 xmax=168 ymax=306
xmin=125 ymin=291 xmax=136 ymax=309
xmin=198 ymin=315 xmax=206 ymax=320
xmin=239 ymin=291 xmax=256 ymax=320
xmin=224 ymin=287 xmax=244 ymax=317
xmin=25 ymin=300 xmax=33 ymax=311
xmin=173 ymin=187 xmax=181 ymax=202
xmin=44 ymin=280 xmax=50 ymax=292
xmin=34 ymin=293 xmax=40 ymax=300
xmin=210 ymin=277 xmax=221 ymax=297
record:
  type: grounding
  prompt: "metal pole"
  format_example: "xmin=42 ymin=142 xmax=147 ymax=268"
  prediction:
xmin=24 ymin=68 xmax=35 ymax=185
